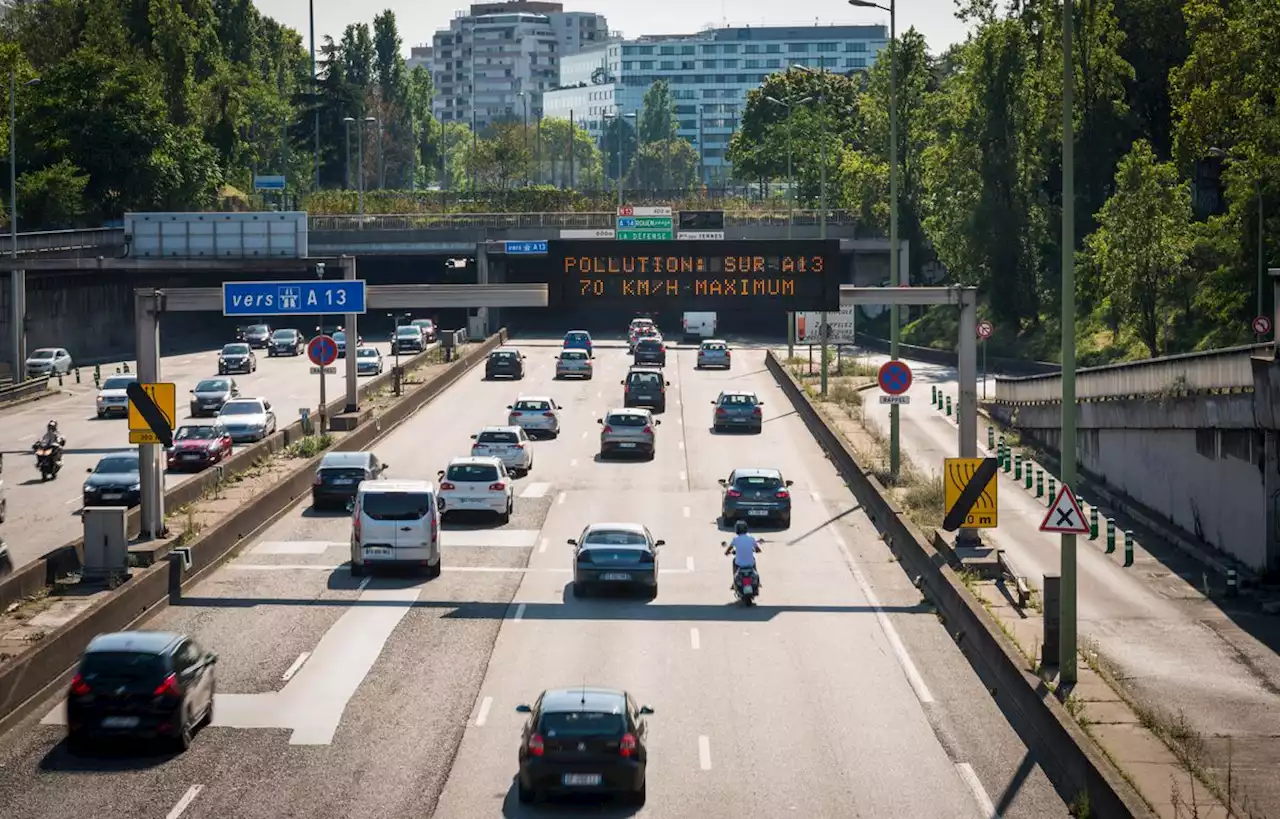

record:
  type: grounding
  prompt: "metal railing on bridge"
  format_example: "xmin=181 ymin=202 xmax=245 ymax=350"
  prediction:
xmin=992 ymin=343 xmax=1270 ymax=404
xmin=11 ymin=227 xmax=125 ymax=255
xmin=306 ymin=210 xmax=863 ymax=232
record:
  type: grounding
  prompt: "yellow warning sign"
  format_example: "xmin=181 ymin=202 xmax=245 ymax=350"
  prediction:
xmin=943 ymin=457 xmax=998 ymax=530
xmin=128 ymin=382 xmax=176 ymax=437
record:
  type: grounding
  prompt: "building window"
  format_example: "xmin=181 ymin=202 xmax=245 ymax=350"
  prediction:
xmin=745 ymin=59 xmax=761 ymax=68
xmin=702 ymin=89 xmax=717 ymax=98
xmin=723 ymin=44 xmax=738 ymax=54
xmin=661 ymin=45 xmax=675 ymax=55
xmin=817 ymin=42 xmax=837 ymax=53
xmin=639 ymin=46 xmax=653 ymax=54
xmin=1221 ymin=430 xmax=1253 ymax=462
xmin=766 ymin=44 xmax=781 ymax=53
xmin=701 ymin=45 xmax=716 ymax=54
xmin=845 ymin=41 xmax=868 ymax=53
xmin=766 ymin=59 xmax=781 ymax=68
xmin=723 ymin=59 xmax=738 ymax=68
xmin=661 ymin=60 xmax=674 ymax=69
xmin=681 ymin=45 xmax=694 ymax=55
xmin=640 ymin=61 xmax=653 ymax=69
xmin=623 ymin=61 xmax=633 ymax=70
xmin=788 ymin=43 xmax=809 ymax=53
xmin=702 ymin=60 xmax=717 ymax=69
xmin=682 ymin=60 xmax=695 ymax=70
xmin=745 ymin=44 xmax=760 ymax=54
xmin=846 ymin=57 xmax=866 ymax=68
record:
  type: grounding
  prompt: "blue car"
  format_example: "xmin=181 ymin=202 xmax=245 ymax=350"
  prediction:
xmin=563 ymin=330 xmax=593 ymax=358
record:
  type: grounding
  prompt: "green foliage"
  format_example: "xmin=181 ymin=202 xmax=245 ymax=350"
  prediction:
xmin=630 ymin=139 xmax=700 ymax=192
xmin=19 ymin=160 xmax=89 ymax=229
xmin=638 ymin=81 xmax=678 ymax=144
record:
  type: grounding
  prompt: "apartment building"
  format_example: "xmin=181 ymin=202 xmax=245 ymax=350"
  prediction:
xmin=542 ymin=24 xmax=888 ymax=183
xmin=431 ymin=1 xmax=609 ymax=131
xmin=407 ymin=45 xmax=433 ymax=71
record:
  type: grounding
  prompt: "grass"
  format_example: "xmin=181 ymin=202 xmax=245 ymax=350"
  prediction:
xmin=285 ymin=433 xmax=334 ymax=459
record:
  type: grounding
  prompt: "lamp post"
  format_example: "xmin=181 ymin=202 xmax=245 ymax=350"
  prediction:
xmin=343 ymin=118 xmax=353 ymax=189
xmin=766 ymin=93 xmax=813 ymax=360
xmin=9 ymin=70 xmax=38 ymax=382
xmin=1058 ymin=0 xmax=1079 ymax=685
xmin=517 ymin=91 xmax=530 ymax=187
xmin=343 ymin=116 xmax=377 ymax=222
xmin=376 ymin=118 xmax=385 ymax=190
xmin=1209 ymin=146 xmax=1266 ymax=335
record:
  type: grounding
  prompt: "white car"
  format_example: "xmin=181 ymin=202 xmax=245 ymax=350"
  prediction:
xmin=506 ymin=395 xmax=561 ymax=438
xmin=95 ymin=374 xmax=138 ymax=418
xmin=217 ymin=397 xmax=277 ymax=443
xmin=470 ymin=425 xmax=533 ymax=475
xmin=26 ymin=347 xmax=73 ymax=377
xmin=437 ymin=457 xmax=513 ymax=523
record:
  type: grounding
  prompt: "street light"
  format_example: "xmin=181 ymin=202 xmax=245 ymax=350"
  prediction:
xmin=766 ymin=93 xmax=814 ymax=360
xmin=376 ymin=118 xmax=385 ymax=190
xmin=9 ymin=71 xmax=38 ymax=382
xmin=343 ymin=116 xmax=377 ymax=222
xmin=1209 ymin=146 xmax=1266 ymax=335
xmin=517 ymin=91 xmax=530 ymax=187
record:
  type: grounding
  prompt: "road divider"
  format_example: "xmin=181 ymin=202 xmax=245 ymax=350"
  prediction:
xmin=0 ymin=331 xmax=506 ymax=737
xmin=764 ymin=350 xmax=1152 ymax=819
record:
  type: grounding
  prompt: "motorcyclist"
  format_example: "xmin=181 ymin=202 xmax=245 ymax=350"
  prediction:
xmin=35 ymin=420 xmax=65 ymax=454
xmin=725 ymin=520 xmax=762 ymax=590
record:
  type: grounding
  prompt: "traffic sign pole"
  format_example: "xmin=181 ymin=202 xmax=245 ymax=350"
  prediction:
xmin=308 ymin=335 xmax=338 ymax=434
xmin=134 ymin=290 xmax=166 ymax=540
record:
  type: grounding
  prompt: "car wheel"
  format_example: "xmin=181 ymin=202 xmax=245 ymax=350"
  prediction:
xmin=426 ymin=558 xmax=442 ymax=579
xmin=713 ymin=423 xmax=722 ymax=433
xmin=779 ymin=513 xmax=792 ymax=528
xmin=171 ymin=709 xmax=193 ymax=752
xmin=646 ymin=448 xmax=656 ymax=461
xmin=199 ymin=682 xmax=215 ymax=728
xmin=1 ymin=498 xmax=7 ymax=523
xmin=517 ymin=780 xmax=537 ymax=804
xmin=722 ymin=512 xmax=735 ymax=525
xmin=656 ymin=404 xmax=666 ymax=413
xmin=96 ymin=411 xmax=105 ymax=419
xmin=499 ymin=498 xmax=512 ymax=524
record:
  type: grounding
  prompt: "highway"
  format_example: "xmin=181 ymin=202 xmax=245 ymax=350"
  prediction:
xmin=0 ymin=340 xmax=398 ymax=570
xmin=0 ymin=341 xmax=1069 ymax=818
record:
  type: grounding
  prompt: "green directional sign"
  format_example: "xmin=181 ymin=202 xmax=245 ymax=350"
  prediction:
xmin=617 ymin=228 xmax=674 ymax=241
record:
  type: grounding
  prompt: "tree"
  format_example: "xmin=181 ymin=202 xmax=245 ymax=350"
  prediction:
xmin=601 ymin=117 xmax=638 ymax=188
xmin=465 ymin=122 xmax=531 ymax=191
xmin=629 ymin=139 xmax=699 ymax=192
xmin=1085 ymin=140 xmax=1192 ymax=356
xmin=535 ymin=117 xmax=603 ymax=190
xmin=18 ymin=160 xmax=88 ymax=229
xmin=638 ymin=80 xmax=677 ymax=144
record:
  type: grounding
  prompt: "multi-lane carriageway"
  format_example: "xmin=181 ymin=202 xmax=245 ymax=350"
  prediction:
xmin=0 ymin=340 xmax=1070 ymax=819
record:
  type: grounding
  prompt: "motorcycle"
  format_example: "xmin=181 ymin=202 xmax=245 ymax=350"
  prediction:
xmin=722 ymin=540 xmax=763 ymax=606
xmin=34 ymin=444 xmax=62 ymax=481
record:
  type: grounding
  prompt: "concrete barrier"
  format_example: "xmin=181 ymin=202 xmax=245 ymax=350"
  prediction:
xmin=764 ymin=351 xmax=1152 ymax=819
xmin=0 ymin=376 xmax=52 ymax=407
xmin=0 ymin=332 xmax=505 ymax=734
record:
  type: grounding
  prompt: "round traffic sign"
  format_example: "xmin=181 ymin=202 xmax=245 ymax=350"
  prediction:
xmin=878 ymin=360 xmax=913 ymax=396
xmin=308 ymin=335 xmax=338 ymax=367
xmin=976 ymin=320 xmax=993 ymax=340
xmin=1253 ymin=315 xmax=1272 ymax=336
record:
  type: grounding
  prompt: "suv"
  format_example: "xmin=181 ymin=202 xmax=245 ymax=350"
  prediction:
xmin=632 ymin=337 xmax=666 ymax=367
xmin=243 ymin=324 xmax=272 ymax=348
xmin=350 ymin=480 xmax=441 ymax=577
xmin=485 ymin=349 xmax=526 ymax=379
xmin=313 ymin=450 xmax=388 ymax=510
xmin=622 ymin=367 xmax=669 ymax=412
xmin=268 ymin=329 xmax=304 ymax=356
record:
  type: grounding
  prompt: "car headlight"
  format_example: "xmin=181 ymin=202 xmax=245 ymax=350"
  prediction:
xmin=95 ymin=396 xmax=105 ymax=404
xmin=130 ymin=483 xmax=141 ymax=491
xmin=83 ymin=484 xmax=92 ymax=493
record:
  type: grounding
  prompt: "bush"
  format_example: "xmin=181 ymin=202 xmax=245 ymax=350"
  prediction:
xmin=286 ymin=434 xmax=333 ymax=459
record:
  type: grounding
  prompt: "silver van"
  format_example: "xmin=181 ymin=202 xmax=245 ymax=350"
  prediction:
xmin=350 ymin=480 xmax=441 ymax=578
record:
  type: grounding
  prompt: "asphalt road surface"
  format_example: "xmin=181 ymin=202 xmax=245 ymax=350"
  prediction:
xmin=0 ymin=340 xmax=399 ymax=570
xmin=0 ymin=341 xmax=1069 ymax=819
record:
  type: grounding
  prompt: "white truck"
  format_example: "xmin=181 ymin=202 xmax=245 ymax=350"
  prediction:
xmin=681 ymin=312 xmax=717 ymax=343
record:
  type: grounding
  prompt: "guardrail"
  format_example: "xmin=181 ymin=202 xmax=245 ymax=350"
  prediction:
xmin=11 ymin=227 xmax=125 ymax=255
xmin=307 ymin=210 xmax=862 ymax=232
xmin=992 ymin=343 xmax=1270 ymax=404
xmin=0 ymin=375 xmax=50 ymax=405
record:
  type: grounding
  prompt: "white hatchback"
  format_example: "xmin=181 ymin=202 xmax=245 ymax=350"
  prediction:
xmin=506 ymin=395 xmax=561 ymax=438
xmin=437 ymin=457 xmax=514 ymax=522
xmin=470 ymin=425 xmax=533 ymax=475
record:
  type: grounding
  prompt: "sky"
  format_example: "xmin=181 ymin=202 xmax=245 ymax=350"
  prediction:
xmin=250 ymin=0 xmax=974 ymax=59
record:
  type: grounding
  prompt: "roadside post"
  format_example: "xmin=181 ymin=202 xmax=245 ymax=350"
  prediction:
xmin=1015 ymin=453 xmax=1023 ymax=481
xmin=877 ymin=360 xmax=912 ymax=410
xmin=987 ymin=425 xmax=994 ymax=449
xmin=1106 ymin=519 xmax=1116 ymax=553
xmin=976 ymin=320 xmax=993 ymax=399
xmin=307 ymin=334 xmax=338 ymax=432
xmin=1036 ymin=469 xmax=1044 ymax=498
xmin=1089 ymin=502 xmax=1099 ymax=540
xmin=1048 ymin=476 xmax=1056 ymax=505
xmin=126 ymin=380 xmax=176 ymax=540
xmin=1123 ymin=530 xmax=1135 ymax=567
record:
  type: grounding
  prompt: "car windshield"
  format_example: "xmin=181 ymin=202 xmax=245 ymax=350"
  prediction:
xmin=95 ymin=456 xmax=138 ymax=473
xmin=565 ymin=333 xmax=588 ymax=343
xmin=628 ymin=373 xmax=661 ymax=388
xmin=101 ymin=376 xmax=136 ymax=390
xmin=446 ymin=463 xmax=500 ymax=483
xmin=561 ymin=351 xmax=586 ymax=360
xmin=413 ymin=320 xmax=434 ymax=327
xmin=175 ymin=426 xmax=219 ymax=440
xmin=396 ymin=327 xmax=420 ymax=336
xmin=735 ymin=474 xmax=782 ymax=490
xmin=702 ymin=343 xmax=727 ymax=351
xmin=513 ymin=400 xmax=550 ymax=412
xmin=271 ymin=330 xmax=294 ymax=339
xmin=477 ymin=431 xmax=519 ymax=444
xmin=637 ymin=339 xmax=662 ymax=349
xmin=247 ymin=325 xmax=268 ymax=333
xmin=80 ymin=651 xmax=166 ymax=683
xmin=583 ymin=530 xmax=648 ymax=546
xmin=358 ymin=348 xmax=378 ymax=358
xmin=606 ymin=414 xmax=647 ymax=427
xmin=195 ymin=379 xmax=230 ymax=392
xmin=220 ymin=401 xmax=261 ymax=415
xmin=491 ymin=352 xmax=517 ymax=361
xmin=222 ymin=344 xmax=249 ymax=355
xmin=30 ymin=350 xmax=55 ymax=359
xmin=720 ymin=394 xmax=757 ymax=406
xmin=540 ymin=711 xmax=626 ymax=738
xmin=334 ymin=332 xmax=346 ymax=342
xmin=360 ymin=492 xmax=433 ymax=521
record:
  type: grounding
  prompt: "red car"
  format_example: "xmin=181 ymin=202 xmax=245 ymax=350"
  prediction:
xmin=167 ymin=423 xmax=234 ymax=472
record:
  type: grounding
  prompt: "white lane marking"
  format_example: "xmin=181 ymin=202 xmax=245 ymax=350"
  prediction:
xmin=475 ymin=696 xmax=494 ymax=726
xmin=698 ymin=735 xmax=712 ymax=770
xmin=356 ymin=577 xmax=371 ymax=592
xmin=679 ymin=471 xmax=687 ymax=481
xmin=513 ymin=603 xmax=527 ymax=622
xmin=683 ymin=506 xmax=691 ymax=518
xmin=538 ymin=538 xmax=548 ymax=554
xmin=254 ymin=541 xmax=341 ymax=555
xmin=165 ymin=785 xmax=204 ymax=819
xmin=596 ymin=391 xmax=602 ymax=398
xmin=557 ymin=492 xmax=567 ymax=505
xmin=690 ymin=628 xmax=701 ymax=650
xmin=65 ymin=495 xmax=80 ymax=505
xmin=580 ymin=430 xmax=588 ymax=439
xmin=569 ymin=458 xmax=579 ymax=467
xmin=281 ymin=652 xmax=311 ymax=682
xmin=519 ymin=482 xmax=551 ymax=499
xmin=956 ymin=762 xmax=1001 ymax=818
xmin=830 ymin=529 xmax=934 ymax=704
xmin=678 ymin=441 xmax=685 ymax=450
xmin=686 ymin=556 xmax=695 ymax=572
xmin=810 ymin=491 xmax=822 ymax=502
xmin=444 ymin=530 xmax=539 ymax=548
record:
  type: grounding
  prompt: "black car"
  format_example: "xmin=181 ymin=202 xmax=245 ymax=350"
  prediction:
xmin=268 ymin=329 xmax=304 ymax=356
xmin=516 ymin=687 xmax=652 ymax=805
xmin=83 ymin=452 xmax=141 ymax=508
xmin=66 ymin=631 xmax=217 ymax=753
xmin=218 ymin=343 xmax=256 ymax=374
xmin=243 ymin=323 xmax=272 ymax=348
xmin=569 ymin=523 xmax=663 ymax=598
xmin=485 ymin=349 xmax=525 ymax=379
xmin=632 ymin=337 xmax=666 ymax=367
xmin=622 ymin=367 xmax=669 ymax=412
xmin=312 ymin=450 xmax=387 ymax=510
xmin=189 ymin=377 xmax=238 ymax=417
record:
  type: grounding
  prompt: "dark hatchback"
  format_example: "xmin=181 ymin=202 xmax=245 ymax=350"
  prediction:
xmin=632 ymin=337 xmax=666 ymax=367
xmin=312 ymin=450 xmax=387 ymax=510
xmin=516 ymin=687 xmax=653 ymax=805
xmin=243 ymin=323 xmax=272 ymax=348
xmin=66 ymin=631 xmax=217 ymax=753
xmin=569 ymin=523 xmax=663 ymax=598
xmin=622 ymin=368 xmax=669 ymax=412
xmin=485 ymin=349 xmax=525 ymax=379
xmin=719 ymin=467 xmax=794 ymax=527
xmin=268 ymin=329 xmax=304 ymax=356
xmin=188 ymin=377 xmax=239 ymax=417
xmin=83 ymin=452 xmax=141 ymax=508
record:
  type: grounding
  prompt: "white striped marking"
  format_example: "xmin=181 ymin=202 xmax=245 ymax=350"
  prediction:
xmin=678 ymin=441 xmax=684 ymax=450
xmin=557 ymin=492 xmax=566 ymax=505
xmin=682 ymin=506 xmax=691 ymax=518
xmin=538 ymin=538 xmax=548 ymax=554
xmin=679 ymin=471 xmax=687 ymax=481
xmin=581 ymin=430 xmax=588 ymax=439
xmin=698 ymin=735 xmax=712 ymax=770
xmin=281 ymin=652 xmax=310 ymax=682
xmin=956 ymin=762 xmax=1001 ymax=818
xmin=519 ymin=482 xmax=551 ymax=499
xmin=356 ymin=577 xmax=371 ymax=592
xmin=810 ymin=491 xmax=822 ymax=502
xmin=686 ymin=556 xmax=695 ymax=572
xmin=690 ymin=628 xmax=700 ymax=650
xmin=513 ymin=603 xmax=526 ymax=622
xmin=569 ymin=458 xmax=578 ymax=467
xmin=165 ymin=785 xmax=204 ymax=819
xmin=475 ymin=696 xmax=493 ymax=726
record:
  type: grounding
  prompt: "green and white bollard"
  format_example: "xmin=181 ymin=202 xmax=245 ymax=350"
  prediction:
xmin=987 ymin=426 xmax=995 ymax=449
xmin=1025 ymin=462 xmax=1033 ymax=489
xmin=74 ymin=368 xmax=81 ymax=384
xmin=1036 ymin=469 xmax=1044 ymax=498
xmin=1106 ymin=519 xmax=1116 ymax=553
xmin=1002 ymin=440 xmax=1011 ymax=472
xmin=1014 ymin=453 xmax=1022 ymax=480
xmin=1226 ymin=568 xmax=1238 ymax=598
xmin=1123 ymin=530 xmax=1134 ymax=567
xmin=945 ymin=395 xmax=952 ymax=416
xmin=1048 ymin=476 xmax=1056 ymax=504
xmin=1089 ymin=502 xmax=1099 ymax=540
xmin=93 ymin=364 xmax=101 ymax=387
xmin=932 ymin=385 xmax=938 ymax=404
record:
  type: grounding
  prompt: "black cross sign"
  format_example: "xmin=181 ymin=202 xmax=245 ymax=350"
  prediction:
xmin=1056 ymin=508 xmax=1077 ymax=526
xmin=126 ymin=382 xmax=174 ymax=447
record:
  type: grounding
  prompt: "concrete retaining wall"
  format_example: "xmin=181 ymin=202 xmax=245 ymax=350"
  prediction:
xmin=0 ymin=330 xmax=505 ymax=735
xmin=764 ymin=351 xmax=1152 ymax=819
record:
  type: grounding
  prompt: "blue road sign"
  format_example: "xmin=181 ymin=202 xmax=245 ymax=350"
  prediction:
xmin=253 ymin=174 xmax=286 ymax=191
xmin=616 ymin=217 xmax=638 ymax=228
xmin=878 ymin=360 xmax=913 ymax=396
xmin=223 ymin=280 xmax=367 ymax=317
xmin=505 ymin=240 xmax=548 ymax=254
xmin=308 ymin=335 xmax=338 ymax=367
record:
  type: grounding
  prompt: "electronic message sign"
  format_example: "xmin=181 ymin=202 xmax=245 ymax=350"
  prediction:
xmin=551 ymin=240 xmax=841 ymax=310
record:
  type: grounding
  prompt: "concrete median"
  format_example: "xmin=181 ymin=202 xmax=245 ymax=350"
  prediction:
xmin=0 ymin=331 xmax=505 ymax=735
xmin=764 ymin=350 xmax=1152 ymax=819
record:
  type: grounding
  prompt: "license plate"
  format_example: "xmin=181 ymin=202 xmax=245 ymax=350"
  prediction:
xmin=748 ymin=509 xmax=769 ymax=516
xmin=618 ymin=442 xmax=636 ymax=448
xmin=101 ymin=493 xmax=123 ymax=500
xmin=101 ymin=716 xmax=139 ymax=729
xmin=182 ymin=453 xmax=201 ymax=460
xmin=600 ymin=573 xmax=632 ymax=581
xmin=364 ymin=546 xmax=392 ymax=557
xmin=333 ymin=478 xmax=354 ymax=485
xmin=563 ymin=774 xmax=601 ymax=786
xmin=636 ymin=395 xmax=652 ymax=400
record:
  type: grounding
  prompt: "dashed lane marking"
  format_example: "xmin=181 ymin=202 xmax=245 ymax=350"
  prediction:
xmin=686 ymin=556 xmax=695 ymax=572
xmin=513 ymin=603 xmax=527 ymax=622
xmin=475 ymin=696 xmax=493 ymax=726
xmin=683 ymin=506 xmax=691 ymax=518
xmin=690 ymin=628 xmax=701 ymax=650
xmin=538 ymin=538 xmax=548 ymax=554
xmin=810 ymin=491 xmax=822 ymax=502
xmin=678 ymin=441 xmax=684 ymax=450
xmin=698 ymin=735 xmax=712 ymax=770
xmin=679 ymin=471 xmax=687 ymax=481
xmin=165 ymin=785 xmax=204 ymax=819
xmin=519 ymin=482 xmax=551 ymax=499
xmin=557 ymin=492 xmax=567 ymax=505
